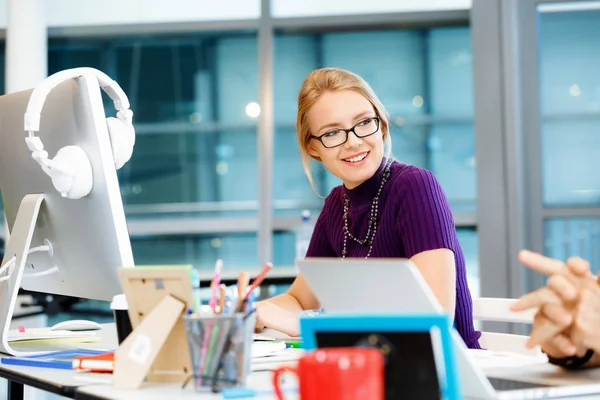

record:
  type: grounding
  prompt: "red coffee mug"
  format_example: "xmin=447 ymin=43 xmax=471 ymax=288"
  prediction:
xmin=272 ymin=347 xmax=384 ymax=400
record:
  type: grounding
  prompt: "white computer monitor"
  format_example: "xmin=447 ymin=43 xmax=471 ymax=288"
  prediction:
xmin=0 ymin=74 xmax=134 ymax=355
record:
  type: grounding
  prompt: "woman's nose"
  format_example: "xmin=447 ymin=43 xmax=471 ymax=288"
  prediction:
xmin=344 ymin=131 xmax=363 ymax=148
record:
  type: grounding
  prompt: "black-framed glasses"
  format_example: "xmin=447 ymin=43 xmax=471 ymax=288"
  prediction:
xmin=310 ymin=117 xmax=380 ymax=148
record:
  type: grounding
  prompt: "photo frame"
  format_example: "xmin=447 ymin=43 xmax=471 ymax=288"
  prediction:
xmin=113 ymin=267 xmax=194 ymax=389
xmin=300 ymin=313 xmax=462 ymax=400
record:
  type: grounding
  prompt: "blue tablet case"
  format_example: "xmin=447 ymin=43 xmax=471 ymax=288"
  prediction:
xmin=300 ymin=313 xmax=462 ymax=400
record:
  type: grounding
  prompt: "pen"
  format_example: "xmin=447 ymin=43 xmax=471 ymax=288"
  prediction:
xmin=236 ymin=272 xmax=250 ymax=312
xmin=217 ymin=284 xmax=226 ymax=315
xmin=209 ymin=259 xmax=223 ymax=313
xmin=199 ymin=258 xmax=223 ymax=385
xmin=236 ymin=262 xmax=273 ymax=313
xmin=284 ymin=341 xmax=302 ymax=349
xmin=246 ymin=290 xmax=257 ymax=312
xmin=246 ymin=262 xmax=273 ymax=298
xmin=224 ymin=285 xmax=236 ymax=314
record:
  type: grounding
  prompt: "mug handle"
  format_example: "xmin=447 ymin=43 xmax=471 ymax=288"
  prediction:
xmin=272 ymin=365 xmax=297 ymax=399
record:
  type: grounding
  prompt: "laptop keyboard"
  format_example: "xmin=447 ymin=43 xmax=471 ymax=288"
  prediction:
xmin=489 ymin=377 xmax=554 ymax=391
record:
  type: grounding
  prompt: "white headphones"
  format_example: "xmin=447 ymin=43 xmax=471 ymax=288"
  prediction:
xmin=23 ymin=67 xmax=135 ymax=200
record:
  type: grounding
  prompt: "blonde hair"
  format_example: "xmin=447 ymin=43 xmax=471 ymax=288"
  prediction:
xmin=296 ymin=68 xmax=392 ymax=194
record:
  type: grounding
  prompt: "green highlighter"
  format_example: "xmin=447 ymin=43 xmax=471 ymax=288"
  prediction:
xmin=284 ymin=341 xmax=303 ymax=349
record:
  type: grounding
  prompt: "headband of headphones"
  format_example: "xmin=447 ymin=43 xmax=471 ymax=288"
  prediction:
xmin=22 ymin=67 xmax=133 ymax=179
xmin=24 ymin=67 xmax=131 ymax=135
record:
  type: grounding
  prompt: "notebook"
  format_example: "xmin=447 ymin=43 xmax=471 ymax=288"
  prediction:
xmin=251 ymin=341 xmax=286 ymax=358
xmin=7 ymin=327 xmax=98 ymax=343
xmin=73 ymin=351 xmax=114 ymax=372
xmin=1 ymin=349 xmax=107 ymax=369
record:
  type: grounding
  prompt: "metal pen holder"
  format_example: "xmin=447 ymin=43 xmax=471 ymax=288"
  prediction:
xmin=183 ymin=311 xmax=256 ymax=393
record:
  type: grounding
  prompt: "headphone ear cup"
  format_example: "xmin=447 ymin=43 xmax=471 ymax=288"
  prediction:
xmin=106 ymin=117 xmax=134 ymax=170
xmin=50 ymin=146 xmax=93 ymax=199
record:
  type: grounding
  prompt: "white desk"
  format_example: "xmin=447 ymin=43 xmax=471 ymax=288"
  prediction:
xmin=0 ymin=324 xmax=299 ymax=400
xmin=5 ymin=324 xmax=600 ymax=400
xmin=75 ymin=327 xmax=300 ymax=399
xmin=75 ymin=346 xmax=600 ymax=400
xmin=75 ymin=371 xmax=299 ymax=400
xmin=74 ymin=359 xmax=600 ymax=400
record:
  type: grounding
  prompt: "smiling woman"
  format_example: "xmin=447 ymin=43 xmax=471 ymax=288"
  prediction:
xmin=255 ymin=68 xmax=481 ymax=350
xmin=306 ymin=91 xmax=386 ymax=189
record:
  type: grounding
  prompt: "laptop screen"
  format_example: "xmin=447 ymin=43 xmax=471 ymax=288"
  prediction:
xmin=314 ymin=330 xmax=442 ymax=400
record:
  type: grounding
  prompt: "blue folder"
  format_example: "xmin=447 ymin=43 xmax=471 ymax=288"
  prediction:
xmin=1 ymin=349 xmax=107 ymax=369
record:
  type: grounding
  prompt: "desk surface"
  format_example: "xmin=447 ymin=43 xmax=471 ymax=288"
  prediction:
xmin=75 ymin=361 xmax=600 ymax=400
xmin=75 ymin=371 xmax=299 ymax=400
xmin=6 ymin=324 xmax=600 ymax=400
xmin=0 ymin=323 xmax=118 ymax=398
xmin=76 ymin=349 xmax=600 ymax=400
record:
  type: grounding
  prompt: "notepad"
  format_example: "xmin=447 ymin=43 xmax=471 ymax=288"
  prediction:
xmin=7 ymin=327 xmax=98 ymax=343
xmin=253 ymin=334 xmax=278 ymax=341
xmin=73 ymin=351 xmax=114 ymax=372
xmin=466 ymin=349 xmax=548 ymax=369
xmin=251 ymin=341 xmax=287 ymax=358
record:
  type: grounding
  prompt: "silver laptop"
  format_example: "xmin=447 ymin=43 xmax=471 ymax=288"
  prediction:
xmin=297 ymin=258 xmax=600 ymax=400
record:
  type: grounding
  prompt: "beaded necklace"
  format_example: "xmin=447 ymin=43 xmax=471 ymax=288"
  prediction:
xmin=341 ymin=158 xmax=393 ymax=259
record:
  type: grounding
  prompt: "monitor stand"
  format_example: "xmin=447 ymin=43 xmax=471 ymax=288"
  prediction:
xmin=0 ymin=194 xmax=59 ymax=356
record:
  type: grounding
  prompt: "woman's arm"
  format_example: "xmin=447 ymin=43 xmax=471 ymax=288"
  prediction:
xmin=410 ymin=248 xmax=456 ymax=318
xmin=255 ymin=200 xmax=335 ymax=336
xmin=268 ymin=273 xmax=321 ymax=312
xmin=255 ymin=274 xmax=320 ymax=337
xmin=395 ymin=167 xmax=461 ymax=317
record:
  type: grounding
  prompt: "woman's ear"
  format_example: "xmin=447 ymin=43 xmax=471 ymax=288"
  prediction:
xmin=307 ymin=142 xmax=321 ymax=160
xmin=381 ymin=120 xmax=389 ymax=139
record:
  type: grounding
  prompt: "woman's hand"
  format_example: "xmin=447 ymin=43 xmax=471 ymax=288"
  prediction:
xmin=254 ymin=300 xmax=301 ymax=337
xmin=254 ymin=301 xmax=267 ymax=332
xmin=253 ymin=274 xmax=318 ymax=337
xmin=511 ymin=251 xmax=600 ymax=358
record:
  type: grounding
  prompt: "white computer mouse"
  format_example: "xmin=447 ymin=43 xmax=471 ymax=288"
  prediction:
xmin=50 ymin=319 xmax=102 ymax=332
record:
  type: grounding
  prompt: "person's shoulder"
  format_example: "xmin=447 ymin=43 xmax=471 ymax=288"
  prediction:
xmin=390 ymin=161 xmax=439 ymax=189
xmin=389 ymin=161 xmax=450 ymax=211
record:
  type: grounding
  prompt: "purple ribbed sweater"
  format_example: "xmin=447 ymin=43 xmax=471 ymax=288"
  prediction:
xmin=305 ymin=158 xmax=481 ymax=349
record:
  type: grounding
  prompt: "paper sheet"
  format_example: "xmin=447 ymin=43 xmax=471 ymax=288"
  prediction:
xmin=252 ymin=341 xmax=287 ymax=358
xmin=254 ymin=328 xmax=300 ymax=341
xmin=467 ymin=349 xmax=549 ymax=369
xmin=7 ymin=327 xmax=98 ymax=343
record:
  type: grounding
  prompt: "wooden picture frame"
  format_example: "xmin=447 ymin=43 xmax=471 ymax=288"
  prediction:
xmin=113 ymin=267 xmax=194 ymax=389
